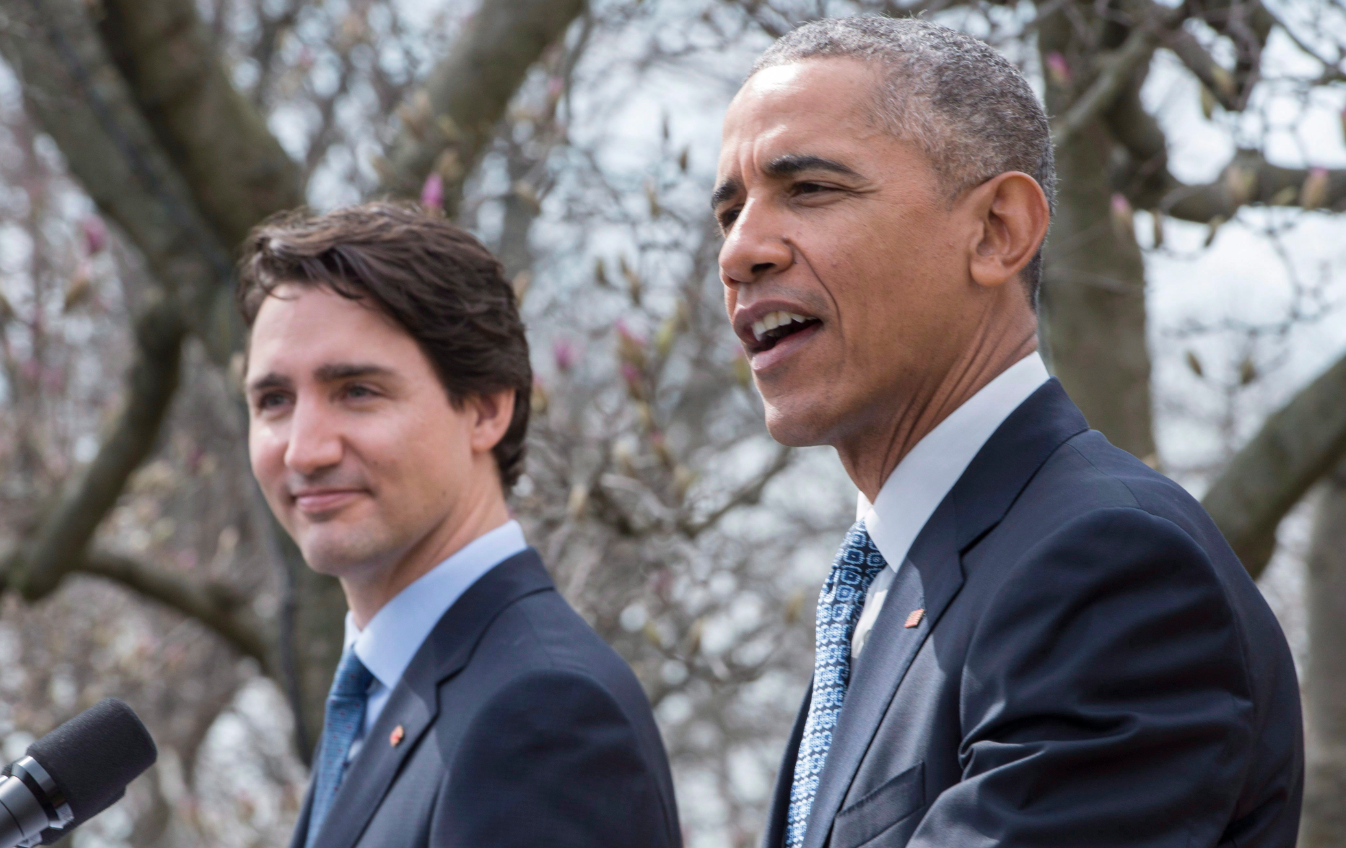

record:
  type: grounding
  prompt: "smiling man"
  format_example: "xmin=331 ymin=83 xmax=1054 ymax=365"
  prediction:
xmin=239 ymin=203 xmax=680 ymax=848
xmin=713 ymin=17 xmax=1302 ymax=848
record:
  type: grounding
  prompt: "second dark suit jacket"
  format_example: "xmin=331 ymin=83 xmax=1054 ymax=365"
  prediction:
xmin=763 ymin=379 xmax=1302 ymax=848
xmin=291 ymin=549 xmax=681 ymax=848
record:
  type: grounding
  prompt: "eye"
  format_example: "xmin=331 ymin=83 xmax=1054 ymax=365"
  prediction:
xmin=343 ymin=383 xmax=377 ymax=400
xmin=717 ymin=207 xmax=741 ymax=231
xmin=792 ymin=181 xmax=831 ymax=196
xmin=255 ymin=391 xmax=290 ymax=412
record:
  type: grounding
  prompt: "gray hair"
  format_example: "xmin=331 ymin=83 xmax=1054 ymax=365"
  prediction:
xmin=752 ymin=16 xmax=1055 ymax=305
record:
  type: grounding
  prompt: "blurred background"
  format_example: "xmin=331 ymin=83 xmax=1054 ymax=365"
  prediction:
xmin=0 ymin=0 xmax=1343 ymax=845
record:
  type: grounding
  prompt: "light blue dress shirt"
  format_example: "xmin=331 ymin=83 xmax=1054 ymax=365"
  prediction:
xmin=340 ymin=519 xmax=528 ymax=761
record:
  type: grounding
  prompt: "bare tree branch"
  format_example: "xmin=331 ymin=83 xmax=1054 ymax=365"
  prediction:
xmin=680 ymin=446 xmax=793 ymax=538
xmin=0 ymin=0 xmax=237 ymax=361
xmin=1302 ymin=460 xmax=1346 ymax=844
xmin=14 ymin=298 xmax=184 ymax=601
xmin=1162 ymin=25 xmax=1244 ymax=111
xmin=1196 ymin=0 xmax=1277 ymax=98
xmin=75 ymin=550 xmax=273 ymax=665
xmin=377 ymin=0 xmax=586 ymax=214
xmin=1052 ymin=24 xmax=1158 ymax=146
xmin=96 ymin=0 xmax=304 ymax=247
xmin=1152 ymin=151 xmax=1346 ymax=223
xmin=1202 ymin=352 xmax=1346 ymax=578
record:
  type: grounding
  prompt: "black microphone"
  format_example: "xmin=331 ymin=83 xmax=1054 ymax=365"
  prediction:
xmin=0 ymin=698 xmax=157 ymax=847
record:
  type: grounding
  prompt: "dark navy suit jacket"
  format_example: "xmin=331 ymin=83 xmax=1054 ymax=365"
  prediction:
xmin=763 ymin=379 xmax=1302 ymax=848
xmin=290 ymin=549 xmax=681 ymax=848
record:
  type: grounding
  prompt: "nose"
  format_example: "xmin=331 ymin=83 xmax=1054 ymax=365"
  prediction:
xmin=283 ymin=397 xmax=343 ymax=476
xmin=718 ymin=200 xmax=794 ymax=287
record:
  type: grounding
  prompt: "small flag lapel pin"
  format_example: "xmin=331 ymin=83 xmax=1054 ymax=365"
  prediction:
xmin=904 ymin=608 xmax=925 ymax=628
xmin=390 ymin=725 xmax=405 ymax=747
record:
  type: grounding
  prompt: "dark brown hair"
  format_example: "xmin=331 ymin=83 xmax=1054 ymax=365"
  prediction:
xmin=236 ymin=201 xmax=532 ymax=490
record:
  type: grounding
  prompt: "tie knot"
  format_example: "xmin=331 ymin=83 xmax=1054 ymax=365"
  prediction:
xmin=840 ymin=520 xmax=887 ymax=579
xmin=331 ymin=649 xmax=373 ymax=699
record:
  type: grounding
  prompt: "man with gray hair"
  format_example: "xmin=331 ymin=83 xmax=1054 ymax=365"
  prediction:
xmin=712 ymin=16 xmax=1302 ymax=848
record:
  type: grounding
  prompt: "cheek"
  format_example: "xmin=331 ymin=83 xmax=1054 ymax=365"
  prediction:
xmin=248 ymin=426 xmax=283 ymax=484
xmin=362 ymin=408 xmax=473 ymax=487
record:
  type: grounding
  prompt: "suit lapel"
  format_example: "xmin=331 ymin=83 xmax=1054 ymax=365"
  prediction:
xmin=289 ymin=780 xmax=315 ymax=848
xmin=799 ymin=379 xmax=1089 ymax=848
xmin=762 ymin=686 xmax=812 ymax=848
xmin=314 ymin=680 xmax=435 ymax=848
xmin=801 ymin=501 xmax=963 ymax=848
xmin=311 ymin=550 xmax=556 ymax=848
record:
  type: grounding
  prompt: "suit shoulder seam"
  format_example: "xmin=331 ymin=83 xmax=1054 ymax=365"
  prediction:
xmin=1062 ymin=439 xmax=1142 ymax=508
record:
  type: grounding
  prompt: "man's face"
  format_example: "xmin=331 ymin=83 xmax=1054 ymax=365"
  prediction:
xmin=245 ymin=284 xmax=480 ymax=581
xmin=714 ymin=58 xmax=982 ymax=447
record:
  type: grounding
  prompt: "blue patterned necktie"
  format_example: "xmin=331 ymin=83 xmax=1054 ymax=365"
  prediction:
xmin=786 ymin=521 xmax=888 ymax=848
xmin=306 ymin=649 xmax=373 ymax=848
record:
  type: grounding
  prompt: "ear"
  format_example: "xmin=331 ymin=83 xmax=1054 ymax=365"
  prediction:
xmin=963 ymin=172 xmax=1050 ymax=289
xmin=466 ymin=389 xmax=517 ymax=455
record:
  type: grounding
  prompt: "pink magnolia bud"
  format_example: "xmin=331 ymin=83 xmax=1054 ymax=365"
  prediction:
xmin=615 ymin=318 xmax=644 ymax=346
xmin=82 ymin=215 xmax=107 ymax=255
xmin=420 ymin=173 xmax=444 ymax=210
xmin=1301 ymin=167 xmax=1330 ymax=210
xmin=620 ymin=362 xmax=641 ymax=385
xmin=553 ymin=339 xmax=577 ymax=371
xmin=1110 ymin=193 xmax=1134 ymax=239
xmin=1045 ymin=52 xmax=1071 ymax=86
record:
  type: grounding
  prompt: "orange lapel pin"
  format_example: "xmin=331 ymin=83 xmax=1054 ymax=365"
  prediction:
xmin=904 ymin=608 xmax=925 ymax=628
xmin=390 ymin=725 xmax=405 ymax=747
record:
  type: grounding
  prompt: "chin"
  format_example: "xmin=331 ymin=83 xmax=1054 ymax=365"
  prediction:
xmin=762 ymin=398 xmax=831 ymax=448
xmin=296 ymin=526 xmax=389 ymax=577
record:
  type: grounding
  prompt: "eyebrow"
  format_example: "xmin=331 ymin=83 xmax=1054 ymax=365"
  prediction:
xmin=765 ymin=154 xmax=861 ymax=179
xmin=246 ymin=363 xmax=395 ymax=394
xmin=710 ymin=155 xmax=862 ymax=211
xmin=313 ymin=363 xmax=397 ymax=382
xmin=710 ymin=178 xmax=742 ymax=212
xmin=247 ymin=372 xmax=291 ymax=394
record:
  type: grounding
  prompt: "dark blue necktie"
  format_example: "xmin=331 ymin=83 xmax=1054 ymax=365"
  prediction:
xmin=306 ymin=649 xmax=373 ymax=848
xmin=786 ymin=521 xmax=888 ymax=848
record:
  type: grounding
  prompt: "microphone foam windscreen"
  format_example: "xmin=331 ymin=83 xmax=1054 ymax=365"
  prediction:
xmin=27 ymin=698 xmax=157 ymax=829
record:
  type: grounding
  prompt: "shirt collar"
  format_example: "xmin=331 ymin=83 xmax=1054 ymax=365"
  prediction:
xmin=858 ymin=352 xmax=1050 ymax=570
xmin=342 ymin=519 xmax=528 ymax=690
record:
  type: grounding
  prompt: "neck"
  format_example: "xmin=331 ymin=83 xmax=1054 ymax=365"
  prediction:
xmin=836 ymin=319 xmax=1038 ymax=502
xmin=343 ymin=478 xmax=511 ymax=629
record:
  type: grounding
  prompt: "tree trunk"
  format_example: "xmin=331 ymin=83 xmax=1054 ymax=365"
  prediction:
xmin=1301 ymin=461 xmax=1346 ymax=846
xmin=1038 ymin=15 xmax=1157 ymax=461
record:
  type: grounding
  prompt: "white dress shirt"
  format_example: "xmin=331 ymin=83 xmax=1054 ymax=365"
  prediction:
xmin=340 ymin=519 xmax=528 ymax=760
xmin=850 ymin=353 xmax=1051 ymax=657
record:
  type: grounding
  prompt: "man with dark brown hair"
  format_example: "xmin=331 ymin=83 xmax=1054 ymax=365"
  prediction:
xmin=238 ymin=202 xmax=680 ymax=848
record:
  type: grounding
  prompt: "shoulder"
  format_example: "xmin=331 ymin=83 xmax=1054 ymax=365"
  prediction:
xmin=997 ymin=430 xmax=1260 ymax=600
xmin=968 ymin=434 xmax=1292 ymax=706
xmin=454 ymin=580 xmax=662 ymax=735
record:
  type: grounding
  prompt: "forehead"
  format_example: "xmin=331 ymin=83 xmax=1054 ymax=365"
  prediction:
xmin=718 ymin=59 xmax=881 ymax=173
xmin=246 ymin=284 xmax=415 ymax=374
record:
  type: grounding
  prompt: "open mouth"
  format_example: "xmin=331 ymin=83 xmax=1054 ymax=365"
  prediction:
xmin=748 ymin=310 xmax=822 ymax=353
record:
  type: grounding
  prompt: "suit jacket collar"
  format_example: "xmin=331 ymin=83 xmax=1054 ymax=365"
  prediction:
xmin=301 ymin=548 xmax=555 ymax=848
xmin=949 ymin=378 xmax=1088 ymax=552
xmin=794 ymin=379 xmax=1087 ymax=848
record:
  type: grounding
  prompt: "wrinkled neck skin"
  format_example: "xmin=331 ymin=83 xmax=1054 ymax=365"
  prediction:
xmin=836 ymin=312 xmax=1039 ymax=503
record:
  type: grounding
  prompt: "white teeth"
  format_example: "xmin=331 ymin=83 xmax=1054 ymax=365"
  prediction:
xmin=750 ymin=311 xmax=814 ymax=342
